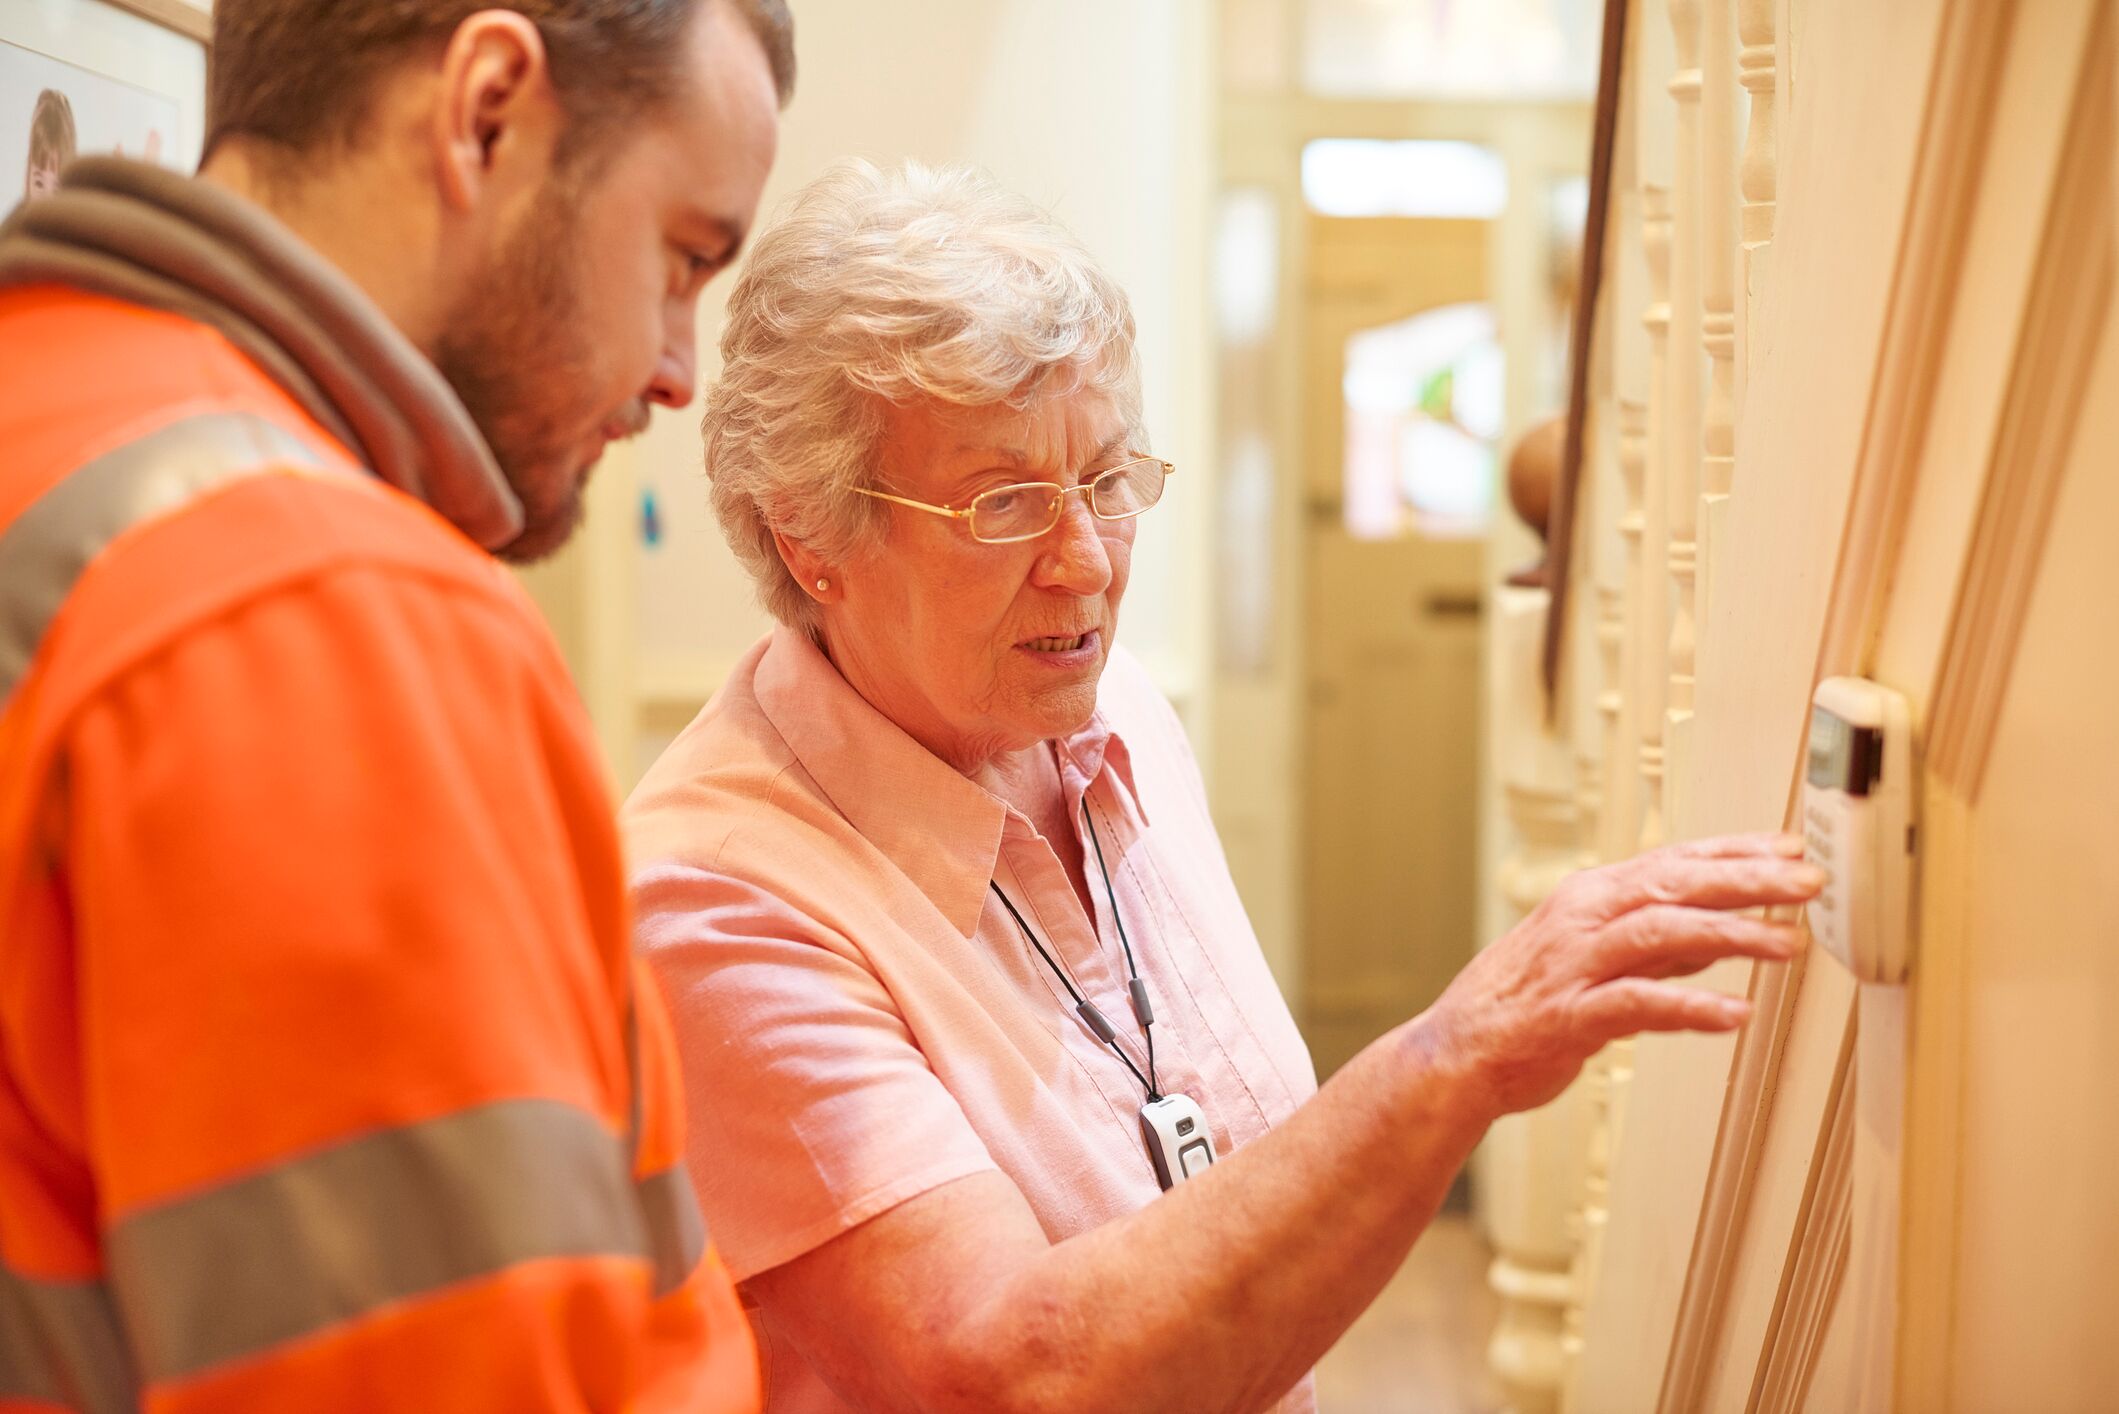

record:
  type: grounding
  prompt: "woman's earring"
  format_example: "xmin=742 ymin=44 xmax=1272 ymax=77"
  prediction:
xmin=815 ymin=578 xmax=831 ymax=593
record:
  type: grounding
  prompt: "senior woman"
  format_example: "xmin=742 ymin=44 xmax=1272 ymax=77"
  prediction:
xmin=624 ymin=160 xmax=1821 ymax=1414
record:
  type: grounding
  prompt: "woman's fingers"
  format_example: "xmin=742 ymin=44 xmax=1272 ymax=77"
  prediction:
xmin=1660 ymin=831 xmax=1806 ymax=861
xmin=1548 ymin=842 xmax=1821 ymax=926
xmin=1572 ymin=978 xmax=1752 ymax=1044
xmin=1605 ymin=852 xmax=1826 ymax=916
xmin=1593 ymin=905 xmax=1805 ymax=980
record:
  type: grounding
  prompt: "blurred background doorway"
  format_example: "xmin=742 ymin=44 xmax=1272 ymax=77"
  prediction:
xmin=1300 ymin=206 xmax=1494 ymax=1079
xmin=1210 ymin=9 xmax=1594 ymax=1082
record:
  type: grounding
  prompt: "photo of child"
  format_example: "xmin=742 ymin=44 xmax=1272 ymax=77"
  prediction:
xmin=3 ymin=37 xmax=189 ymax=217
xmin=23 ymin=87 xmax=74 ymax=203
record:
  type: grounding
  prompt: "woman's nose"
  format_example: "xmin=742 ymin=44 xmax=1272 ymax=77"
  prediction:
xmin=1033 ymin=492 xmax=1113 ymax=594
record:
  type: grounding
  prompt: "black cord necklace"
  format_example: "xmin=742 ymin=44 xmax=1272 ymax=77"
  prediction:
xmin=989 ymin=794 xmax=1221 ymax=1189
xmin=988 ymin=796 xmax=1160 ymax=1101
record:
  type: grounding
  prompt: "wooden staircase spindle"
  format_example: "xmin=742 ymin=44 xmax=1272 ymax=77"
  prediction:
xmin=1663 ymin=0 xmax=1706 ymax=840
xmin=1737 ymin=0 xmax=1778 ymax=386
xmin=1636 ymin=182 xmax=1673 ymax=855
xmin=1697 ymin=0 xmax=1742 ymax=724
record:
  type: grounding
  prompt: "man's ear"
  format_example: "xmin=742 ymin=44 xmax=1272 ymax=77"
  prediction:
xmin=431 ymin=11 xmax=558 ymax=214
xmin=773 ymin=529 xmax=842 ymax=605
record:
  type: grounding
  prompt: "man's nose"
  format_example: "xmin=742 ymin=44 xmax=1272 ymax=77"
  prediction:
xmin=646 ymin=306 xmax=699 ymax=410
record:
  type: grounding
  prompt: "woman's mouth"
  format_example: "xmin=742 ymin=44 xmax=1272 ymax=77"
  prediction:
xmin=1018 ymin=629 xmax=1102 ymax=663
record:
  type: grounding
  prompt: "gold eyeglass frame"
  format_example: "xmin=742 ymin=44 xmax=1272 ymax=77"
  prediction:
xmin=853 ymin=456 xmax=1177 ymax=544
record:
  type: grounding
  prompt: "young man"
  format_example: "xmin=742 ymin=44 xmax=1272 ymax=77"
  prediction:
xmin=0 ymin=2 xmax=789 ymax=1408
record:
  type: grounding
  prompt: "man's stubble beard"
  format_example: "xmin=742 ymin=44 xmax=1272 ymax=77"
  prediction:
xmin=432 ymin=181 xmax=603 ymax=564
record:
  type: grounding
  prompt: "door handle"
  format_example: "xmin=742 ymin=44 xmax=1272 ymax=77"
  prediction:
xmin=1422 ymin=591 xmax=1484 ymax=619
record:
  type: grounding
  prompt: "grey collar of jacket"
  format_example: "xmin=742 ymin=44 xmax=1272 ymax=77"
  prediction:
xmin=0 ymin=157 xmax=524 ymax=552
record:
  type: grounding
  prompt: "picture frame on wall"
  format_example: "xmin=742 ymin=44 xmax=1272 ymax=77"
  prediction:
xmin=2 ymin=0 xmax=209 ymax=215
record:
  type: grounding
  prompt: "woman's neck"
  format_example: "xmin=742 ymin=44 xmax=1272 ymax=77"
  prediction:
xmin=973 ymin=743 xmax=1065 ymax=826
xmin=809 ymin=627 xmax=1094 ymax=910
xmin=815 ymin=624 xmax=1027 ymax=776
xmin=978 ymin=744 xmax=1097 ymax=919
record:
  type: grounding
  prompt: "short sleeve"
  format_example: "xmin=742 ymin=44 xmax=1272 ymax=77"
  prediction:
xmin=633 ymin=862 xmax=999 ymax=1282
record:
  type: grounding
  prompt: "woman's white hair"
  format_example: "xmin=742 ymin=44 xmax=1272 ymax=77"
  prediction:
xmin=703 ymin=158 xmax=1144 ymax=630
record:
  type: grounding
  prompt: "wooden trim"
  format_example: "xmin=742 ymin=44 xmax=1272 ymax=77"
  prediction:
xmin=100 ymin=0 xmax=211 ymax=44
xmin=1847 ymin=985 xmax=1911 ymax=1413
xmin=1653 ymin=942 xmax=1808 ymax=1413
xmin=1894 ymin=784 xmax=1973 ymax=1411
xmin=1926 ymin=3 xmax=2114 ymax=798
xmin=1652 ymin=1 xmax=2017 ymax=1405
xmin=1817 ymin=0 xmax=2016 ymax=675
xmin=1898 ymin=9 xmax=2114 ymax=1403
xmin=1748 ymin=1014 xmax=1857 ymax=1414
xmin=1538 ymin=0 xmax=1631 ymax=709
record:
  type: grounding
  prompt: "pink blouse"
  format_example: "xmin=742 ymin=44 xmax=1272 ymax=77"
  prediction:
xmin=624 ymin=626 xmax=1319 ymax=1412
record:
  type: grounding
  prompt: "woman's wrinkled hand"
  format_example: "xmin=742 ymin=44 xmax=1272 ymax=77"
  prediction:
xmin=1415 ymin=832 xmax=1824 ymax=1122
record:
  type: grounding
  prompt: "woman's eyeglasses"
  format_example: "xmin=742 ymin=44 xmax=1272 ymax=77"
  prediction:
xmin=854 ymin=456 xmax=1175 ymax=544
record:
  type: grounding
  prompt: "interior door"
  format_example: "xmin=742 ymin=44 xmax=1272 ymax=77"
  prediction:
xmin=1300 ymin=214 xmax=1492 ymax=1079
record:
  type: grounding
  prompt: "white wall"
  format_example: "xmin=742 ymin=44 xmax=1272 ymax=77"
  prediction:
xmin=629 ymin=0 xmax=1216 ymax=773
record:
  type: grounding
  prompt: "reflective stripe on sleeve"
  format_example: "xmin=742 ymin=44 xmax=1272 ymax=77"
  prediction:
xmin=636 ymin=1164 xmax=708 ymax=1298
xmin=620 ymin=972 xmax=707 ymax=1297
xmin=0 ymin=411 xmax=333 ymax=702
xmin=0 ymin=1263 xmax=136 ymax=1414
xmin=104 ymin=1097 xmax=680 ymax=1384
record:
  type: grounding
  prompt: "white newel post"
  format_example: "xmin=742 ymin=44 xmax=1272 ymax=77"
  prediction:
xmin=1484 ymin=428 xmax=1595 ymax=1414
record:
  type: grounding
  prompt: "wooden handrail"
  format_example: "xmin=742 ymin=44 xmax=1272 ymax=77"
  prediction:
xmin=1538 ymin=0 xmax=1632 ymax=709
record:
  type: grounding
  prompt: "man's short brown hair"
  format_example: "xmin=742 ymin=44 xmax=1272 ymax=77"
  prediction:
xmin=206 ymin=0 xmax=793 ymax=165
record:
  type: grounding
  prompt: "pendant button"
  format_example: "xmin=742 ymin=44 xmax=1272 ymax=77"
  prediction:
xmin=1178 ymin=1140 xmax=1215 ymax=1179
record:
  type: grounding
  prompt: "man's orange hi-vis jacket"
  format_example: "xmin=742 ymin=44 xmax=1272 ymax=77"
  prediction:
xmin=0 ymin=161 xmax=759 ymax=1413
